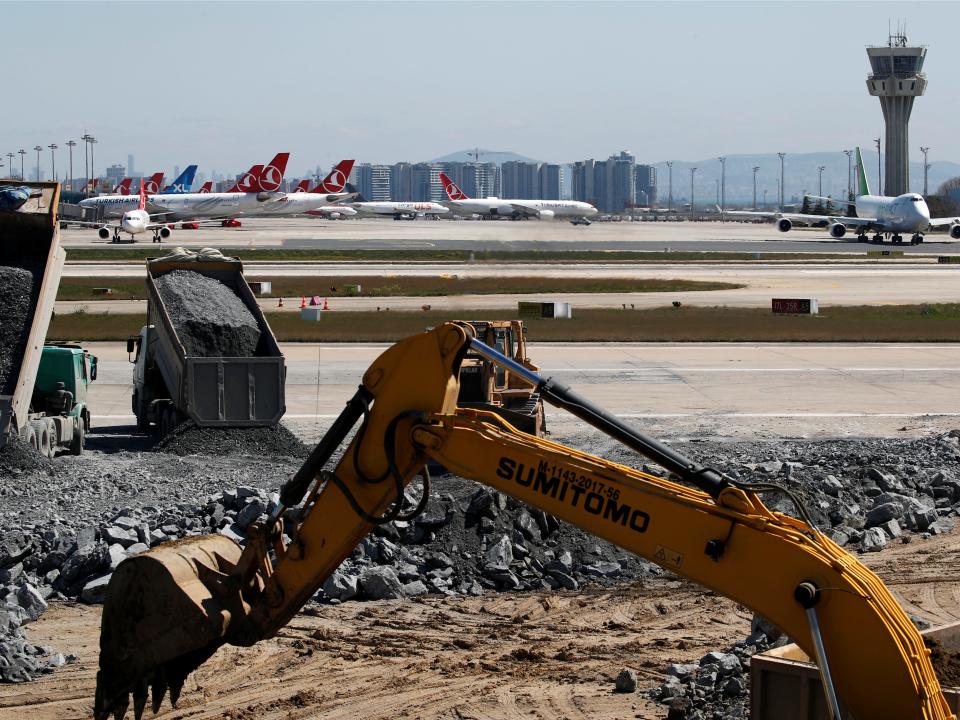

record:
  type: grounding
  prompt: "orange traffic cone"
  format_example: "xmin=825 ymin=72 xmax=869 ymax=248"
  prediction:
xmin=300 ymin=297 xmax=307 ymax=309
xmin=277 ymin=297 xmax=284 ymax=308
xmin=322 ymin=297 xmax=329 ymax=310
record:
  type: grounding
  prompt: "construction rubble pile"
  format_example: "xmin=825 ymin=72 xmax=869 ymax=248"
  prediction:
xmin=2 ymin=428 xmax=960 ymax=713
xmin=0 ymin=265 xmax=37 ymax=394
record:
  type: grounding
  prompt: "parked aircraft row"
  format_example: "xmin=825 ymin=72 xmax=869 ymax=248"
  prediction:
xmin=724 ymin=148 xmax=960 ymax=244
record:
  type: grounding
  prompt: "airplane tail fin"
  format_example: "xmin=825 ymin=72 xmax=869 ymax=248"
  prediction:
xmin=143 ymin=172 xmax=163 ymax=194
xmin=855 ymin=147 xmax=871 ymax=197
xmin=113 ymin=178 xmax=133 ymax=195
xmin=294 ymin=179 xmax=310 ymax=193
xmin=163 ymin=165 xmax=197 ymax=194
xmin=258 ymin=152 xmax=290 ymax=192
xmin=197 ymin=181 xmax=212 ymax=193
xmin=312 ymin=160 xmax=355 ymax=193
xmin=138 ymin=181 xmax=148 ymax=211
xmin=439 ymin=172 xmax=468 ymax=200
xmin=229 ymin=165 xmax=263 ymax=193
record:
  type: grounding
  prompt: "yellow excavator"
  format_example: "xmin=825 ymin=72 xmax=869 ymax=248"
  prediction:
xmin=94 ymin=322 xmax=954 ymax=720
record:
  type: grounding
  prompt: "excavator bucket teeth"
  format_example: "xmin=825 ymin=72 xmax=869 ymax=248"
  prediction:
xmin=94 ymin=535 xmax=244 ymax=719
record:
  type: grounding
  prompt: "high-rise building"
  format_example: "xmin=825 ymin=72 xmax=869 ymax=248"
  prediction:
xmin=539 ymin=164 xmax=562 ymax=200
xmin=127 ymin=154 xmax=135 ymax=176
xmin=355 ymin=164 xmax=392 ymax=201
xmin=866 ymin=31 xmax=927 ymax=195
xmin=411 ymin=163 xmax=443 ymax=202
xmin=634 ymin=164 xmax=657 ymax=206
xmin=390 ymin=163 xmax=413 ymax=201
xmin=105 ymin=164 xmax=126 ymax=187
xmin=608 ymin=150 xmax=636 ymax=211
xmin=462 ymin=162 xmax=499 ymax=198
xmin=501 ymin=161 xmax=540 ymax=199
xmin=572 ymin=160 xmax=596 ymax=205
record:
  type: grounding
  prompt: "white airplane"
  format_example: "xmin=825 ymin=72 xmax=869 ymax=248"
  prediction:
xmin=723 ymin=148 xmax=960 ymax=245
xmin=439 ymin=172 xmax=598 ymax=225
xmin=348 ymin=199 xmax=449 ymax=220
xmin=74 ymin=183 xmax=178 ymax=243
xmin=304 ymin=205 xmax=357 ymax=219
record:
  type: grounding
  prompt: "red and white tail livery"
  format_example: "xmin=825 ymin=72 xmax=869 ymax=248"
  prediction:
xmin=228 ymin=165 xmax=263 ymax=193
xmin=258 ymin=152 xmax=290 ymax=192
xmin=197 ymin=181 xmax=212 ymax=193
xmin=439 ymin=172 xmax=469 ymax=201
xmin=293 ymin=179 xmax=310 ymax=193
xmin=142 ymin=172 xmax=164 ymax=194
xmin=113 ymin=178 xmax=133 ymax=195
xmin=311 ymin=160 xmax=355 ymax=193
xmin=138 ymin=181 xmax=148 ymax=211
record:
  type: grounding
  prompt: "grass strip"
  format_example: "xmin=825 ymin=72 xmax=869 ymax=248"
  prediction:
xmin=56 ymin=276 xmax=741 ymax=302
xmin=49 ymin=304 xmax=960 ymax=343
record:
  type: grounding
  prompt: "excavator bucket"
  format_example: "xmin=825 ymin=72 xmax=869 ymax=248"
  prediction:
xmin=94 ymin=534 xmax=243 ymax=720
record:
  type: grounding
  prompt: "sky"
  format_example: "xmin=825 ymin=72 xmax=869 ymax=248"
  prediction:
xmin=5 ymin=1 xmax=960 ymax=178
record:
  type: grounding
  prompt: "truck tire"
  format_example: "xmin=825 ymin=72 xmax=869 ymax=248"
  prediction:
xmin=133 ymin=392 xmax=149 ymax=433
xmin=69 ymin=421 xmax=85 ymax=456
xmin=43 ymin=418 xmax=58 ymax=458
xmin=20 ymin=424 xmax=36 ymax=452
xmin=32 ymin=420 xmax=51 ymax=458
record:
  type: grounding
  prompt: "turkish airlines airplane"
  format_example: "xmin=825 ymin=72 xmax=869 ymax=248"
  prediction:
xmin=438 ymin=172 xmax=598 ymax=225
xmin=723 ymin=148 xmax=960 ymax=244
xmin=197 ymin=181 xmax=212 ymax=193
xmin=304 ymin=205 xmax=357 ymax=219
xmin=73 ymin=183 xmax=184 ymax=243
xmin=112 ymin=178 xmax=133 ymax=195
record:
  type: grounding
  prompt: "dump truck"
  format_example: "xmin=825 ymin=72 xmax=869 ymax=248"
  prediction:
xmin=127 ymin=249 xmax=286 ymax=436
xmin=455 ymin=320 xmax=546 ymax=436
xmin=0 ymin=181 xmax=97 ymax=457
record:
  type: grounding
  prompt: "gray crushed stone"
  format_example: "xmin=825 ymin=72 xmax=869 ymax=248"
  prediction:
xmin=154 ymin=423 xmax=310 ymax=458
xmin=154 ymin=270 xmax=259 ymax=358
xmin=0 ymin=266 xmax=36 ymax=395
xmin=0 ymin=436 xmax=51 ymax=476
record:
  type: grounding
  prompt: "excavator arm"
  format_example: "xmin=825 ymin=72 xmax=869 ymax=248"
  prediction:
xmin=95 ymin=322 xmax=953 ymax=720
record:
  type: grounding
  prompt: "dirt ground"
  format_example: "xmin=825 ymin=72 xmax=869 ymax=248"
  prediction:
xmin=2 ymin=532 xmax=959 ymax=720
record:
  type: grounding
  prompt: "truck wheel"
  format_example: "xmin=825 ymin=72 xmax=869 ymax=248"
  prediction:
xmin=44 ymin=418 xmax=58 ymax=458
xmin=32 ymin=421 xmax=51 ymax=458
xmin=69 ymin=421 xmax=85 ymax=456
xmin=20 ymin=424 xmax=36 ymax=452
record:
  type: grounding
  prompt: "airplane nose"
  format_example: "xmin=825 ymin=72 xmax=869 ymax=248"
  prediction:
xmin=587 ymin=207 xmax=598 ymax=216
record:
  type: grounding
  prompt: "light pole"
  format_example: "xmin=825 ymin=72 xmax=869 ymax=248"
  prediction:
xmin=33 ymin=146 xmax=42 ymax=181
xmin=775 ymin=179 xmax=780 ymax=211
xmin=18 ymin=149 xmax=26 ymax=180
xmin=665 ymin=161 xmax=673 ymax=212
xmin=718 ymin=156 xmax=726 ymax=216
xmin=777 ymin=152 xmax=786 ymax=210
xmin=752 ymin=166 xmax=759 ymax=210
xmin=89 ymin=137 xmax=97 ymax=192
xmin=920 ymin=146 xmax=930 ymax=196
xmin=5 ymin=153 xmax=13 ymax=179
xmin=817 ymin=165 xmax=826 ymax=198
xmin=66 ymin=140 xmax=76 ymax=191
xmin=763 ymin=188 xmax=768 ymax=209
xmin=874 ymin=137 xmax=882 ymax=195
xmin=48 ymin=143 xmax=58 ymax=182
xmin=843 ymin=149 xmax=853 ymax=200
xmin=81 ymin=133 xmax=94 ymax=195
xmin=689 ymin=167 xmax=697 ymax=213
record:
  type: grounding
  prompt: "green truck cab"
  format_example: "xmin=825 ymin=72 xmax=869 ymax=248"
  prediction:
xmin=23 ymin=343 xmax=97 ymax=457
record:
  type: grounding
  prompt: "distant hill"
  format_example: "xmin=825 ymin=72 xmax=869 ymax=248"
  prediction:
xmin=432 ymin=149 xmax=541 ymax=164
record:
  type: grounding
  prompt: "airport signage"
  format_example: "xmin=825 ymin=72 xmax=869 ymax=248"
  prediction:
xmin=771 ymin=298 xmax=818 ymax=315
xmin=518 ymin=302 xmax=573 ymax=320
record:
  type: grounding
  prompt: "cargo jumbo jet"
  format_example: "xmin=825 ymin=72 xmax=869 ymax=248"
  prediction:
xmin=438 ymin=173 xmax=597 ymax=225
xmin=723 ymin=148 xmax=960 ymax=244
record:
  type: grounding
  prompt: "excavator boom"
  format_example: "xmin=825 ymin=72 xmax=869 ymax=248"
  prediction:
xmin=95 ymin=323 xmax=953 ymax=720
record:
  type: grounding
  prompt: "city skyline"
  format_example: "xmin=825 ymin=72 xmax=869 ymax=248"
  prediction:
xmin=4 ymin=2 xmax=960 ymax=178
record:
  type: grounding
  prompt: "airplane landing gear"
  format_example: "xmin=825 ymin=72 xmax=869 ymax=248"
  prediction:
xmin=857 ymin=233 xmax=868 ymax=243
xmin=892 ymin=234 xmax=904 ymax=244
xmin=911 ymin=233 xmax=924 ymax=245
xmin=152 ymin=231 xmax=162 ymax=243
xmin=872 ymin=233 xmax=884 ymax=244
xmin=112 ymin=229 xmax=121 ymax=244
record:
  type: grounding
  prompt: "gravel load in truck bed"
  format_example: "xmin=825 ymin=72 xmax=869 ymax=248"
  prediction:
xmin=0 ymin=266 xmax=36 ymax=395
xmin=154 ymin=269 xmax=260 ymax=358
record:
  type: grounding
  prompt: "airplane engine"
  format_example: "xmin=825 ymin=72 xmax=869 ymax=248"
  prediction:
xmin=537 ymin=210 xmax=555 ymax=221
xmin=829 ymin=222 xmax=847 ymax=239
xmin=950 ymin=224 xmax=960 ymax=240
xmin=221 ymin=219 xmax=242 ymax=228
xmin=159 ymin=226 xmax=172 ymax=239
xmin=98 ymin=227 xmax=110 ymax=240
xmin=776 ymin=218 xmax=793 ymax=233
xmin=325 ymin=195 xmax=341 ymax=203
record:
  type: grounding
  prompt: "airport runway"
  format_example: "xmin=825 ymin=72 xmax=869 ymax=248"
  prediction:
xmin=59 ymin=218 xmax=960 ymax=254
xmin=88 ymin=342 xmax=960 ymax=440
xmin=56 ymin=262 xmax=960 ymax=313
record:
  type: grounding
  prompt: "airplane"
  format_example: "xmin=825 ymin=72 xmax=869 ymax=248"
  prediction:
xmin=438 ymin=172 xmax=598 ymax=225
xmin=292 ymin=179 xmax=311 ymax=193
xmin=304 ymin=205 xmax=358 ymax=219
xmin=74 ymin=183 xmax=179 ymax=243
xmin=160 ymin=165 xmax=198 ymax=194
xmin=140 ymin=172 xmax=165 ymax=194
xmin=197 ymin=181 xmax=212 ymax=193
xmin=348 ymin=195 xmax=449 ymax=220
xmin=112 ymin=178 xmax=133 ymax=195
xmin=722 ymin=147 xmax=960 ymax=245
xmin=306 ymin=159 xmax=356 ymax=203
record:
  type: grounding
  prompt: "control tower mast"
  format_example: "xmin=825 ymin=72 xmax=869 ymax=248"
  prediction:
xmin=866 ymin=29 xmax=927 ymax=196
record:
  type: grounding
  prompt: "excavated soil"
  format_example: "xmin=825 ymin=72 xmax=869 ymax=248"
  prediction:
xmin=7 ymin=531 xmax=960 ymax=719
xmin=926 ymin=638 xmax=960 ymax=688
xmin=154 ymin=270 xmax=260 ymax=358
xmin=153 ymin=423 xmax=310 ymax=458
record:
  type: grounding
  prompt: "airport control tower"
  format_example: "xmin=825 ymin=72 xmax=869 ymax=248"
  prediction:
xmin=866 ymin=32 xmax=927 ymax=196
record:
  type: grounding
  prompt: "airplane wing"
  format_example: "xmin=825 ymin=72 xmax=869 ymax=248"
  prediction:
xmin=927 ymin=216 xmax=960 ymax=228
xmin=509 ymin=203 xmax=541 ymax=218
xmin=721 ymin=208 xmax=881 ymax=229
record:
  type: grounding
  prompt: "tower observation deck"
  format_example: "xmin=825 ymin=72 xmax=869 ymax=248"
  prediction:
xmin=866 ymin=32 xmax=927 ymax=196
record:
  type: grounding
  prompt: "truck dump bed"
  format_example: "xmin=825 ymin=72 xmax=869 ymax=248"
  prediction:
xmin=146 ymin=254 xmax=285 ymax=427
xmin=0 ymin=181 xmax=64 ymax=448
